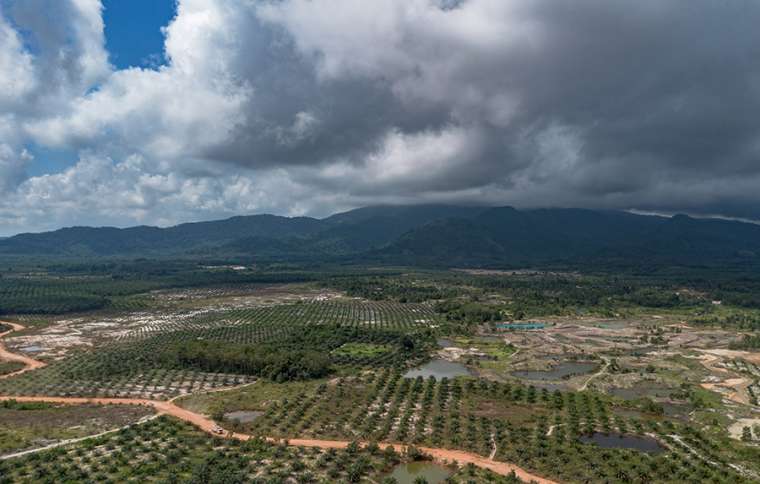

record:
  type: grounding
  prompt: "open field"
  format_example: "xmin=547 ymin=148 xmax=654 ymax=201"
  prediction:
xmin=0 ymin=401 xmax=154 ymax=457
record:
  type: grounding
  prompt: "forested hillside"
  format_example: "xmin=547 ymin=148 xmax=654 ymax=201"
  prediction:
xmin=2 ymin=205 xmax=760 ymax=269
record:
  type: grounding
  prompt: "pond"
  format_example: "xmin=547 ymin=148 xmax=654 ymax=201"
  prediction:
xmin=437 ymin=338 xmax=456 ymax=348
xmin=594 ymin=321 xmax=631 ymax=330
xmin=224 ymin=410 xmax=264 ymax=424
xmin=497 ymin=323 xmax=546 ymax=330
xmin=511 ymin=361 xmax=598 ymax=381
xmin=404 ymin=359 xmax=473 ymax=379
xmin=19 ymin=345 xmax=44 ymax=353
xmin=387 ymin=461 xmax=452 ymax=484
xmin=579 ymin=432 xmax=665 ymax=454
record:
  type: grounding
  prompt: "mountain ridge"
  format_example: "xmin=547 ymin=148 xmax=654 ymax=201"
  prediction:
xmin=2 ymin=205 xmax=759 ymax=268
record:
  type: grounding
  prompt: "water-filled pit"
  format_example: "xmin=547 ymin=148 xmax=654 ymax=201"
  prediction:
xmin=386 ymin=461 xmax=452 ymax=484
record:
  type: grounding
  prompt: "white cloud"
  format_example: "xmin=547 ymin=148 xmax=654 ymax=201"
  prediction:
xmin=0 ymin=14 xmax=36 ymax=107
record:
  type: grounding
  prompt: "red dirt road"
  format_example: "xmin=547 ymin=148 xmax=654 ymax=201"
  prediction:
xmin=0 ymin=321 xmax=558 ymax=483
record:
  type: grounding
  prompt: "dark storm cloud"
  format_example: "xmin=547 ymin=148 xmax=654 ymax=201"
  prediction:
xmin=224 ymin=0 xmax=760 ymax=216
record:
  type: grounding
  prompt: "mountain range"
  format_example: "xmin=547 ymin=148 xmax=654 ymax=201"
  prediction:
xmin=2 ymin=205 xmax=760 ymax=268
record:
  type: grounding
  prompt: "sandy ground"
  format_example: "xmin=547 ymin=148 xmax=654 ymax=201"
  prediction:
xmin=701 ymin=378 xmax=753 ymax=406
xmin=0 ymin=321 xmax=558 ymax=484
xmin=728 ymin=418 xmax=760 ymax=441
xmin=698 ymin=350 xmax=758 ymax=406
xmin=703 ymin=349 xmax=760 ymax=365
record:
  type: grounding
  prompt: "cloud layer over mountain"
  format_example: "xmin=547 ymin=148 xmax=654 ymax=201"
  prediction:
xmin=1 ymin=0 xmax=759 ymax=234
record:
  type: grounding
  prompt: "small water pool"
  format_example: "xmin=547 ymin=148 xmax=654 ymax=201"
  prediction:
xmin=387 ymin=461 xmax=452 ymax=484
xmin=404 ymin=359 xmax=473 ymax=379
xmin=19 ymin=345 xmax=44 ymax=353
xmin=437 ymin=338 xmax=456 ymax=348
xmin=497 ymin=323 xmax=546 ymax=330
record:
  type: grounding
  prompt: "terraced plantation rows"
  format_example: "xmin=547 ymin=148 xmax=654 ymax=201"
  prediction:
xmin=0 ymin=278 xmax=161 ymax=315
xmin=0 ymin=301 xmax=438 ymax=399
xmin=125 ymin=300 xmax=436 ymax=338
xmin=219 ymin=372 xmax=755 ymax=483
xmin=0 ymin=270 xmax=321 ymax=316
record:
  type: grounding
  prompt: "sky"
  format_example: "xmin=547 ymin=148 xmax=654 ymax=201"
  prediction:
xmin=0 ymin=0 xmax=759 ymax=236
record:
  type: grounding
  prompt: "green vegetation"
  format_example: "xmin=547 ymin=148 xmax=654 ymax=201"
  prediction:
xmin=0 ymin=263 xmax=319 ymax=315
xmin=329 ymin=276 xmax=458 ymax=303
xmin=4 ymin=205 xmax=760 ymax=273
xmin=731 ymin=334 xmax=760 ymax=350
xmin=180 ymin=372 xmax=759 ymax=483
xmin=0 ymin=301 xmax=436 ymax=399
xmin=164 ymin=340 xmax=332 ymax=381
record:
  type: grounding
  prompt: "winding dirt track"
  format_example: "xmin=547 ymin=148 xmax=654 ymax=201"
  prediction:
xmin=0 ymin=321 xmax=557 ymax=484
xmin=0 ymin=322 xmax=47 ymax=379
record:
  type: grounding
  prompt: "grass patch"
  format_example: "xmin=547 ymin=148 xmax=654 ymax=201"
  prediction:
xmin=175 ymin=379 xmax=324 ymax=416
xmin=453 ymin=337 xmax=517 ymax=372
xmin=332 ymin=342 xmax=392 ymax=358
xmin=689 ymin=384 xmax=724 ymax=409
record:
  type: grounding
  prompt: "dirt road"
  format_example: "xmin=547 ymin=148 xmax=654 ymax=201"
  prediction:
xmin=702 ymin=348 xmax=760 ymax=365
xmin=579 ymin=356 xmax=609 ymax=391
xmin=697 ymin=350 xmax=757 ymax=406
xmin=0 ymin=321 xmax=559 ymax=483
xmin=0 ymin=321 xmax=47 ymax=379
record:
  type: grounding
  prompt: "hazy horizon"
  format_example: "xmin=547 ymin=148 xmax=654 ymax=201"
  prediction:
xmin=7 ymin=202 xmax=760 ymax=239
